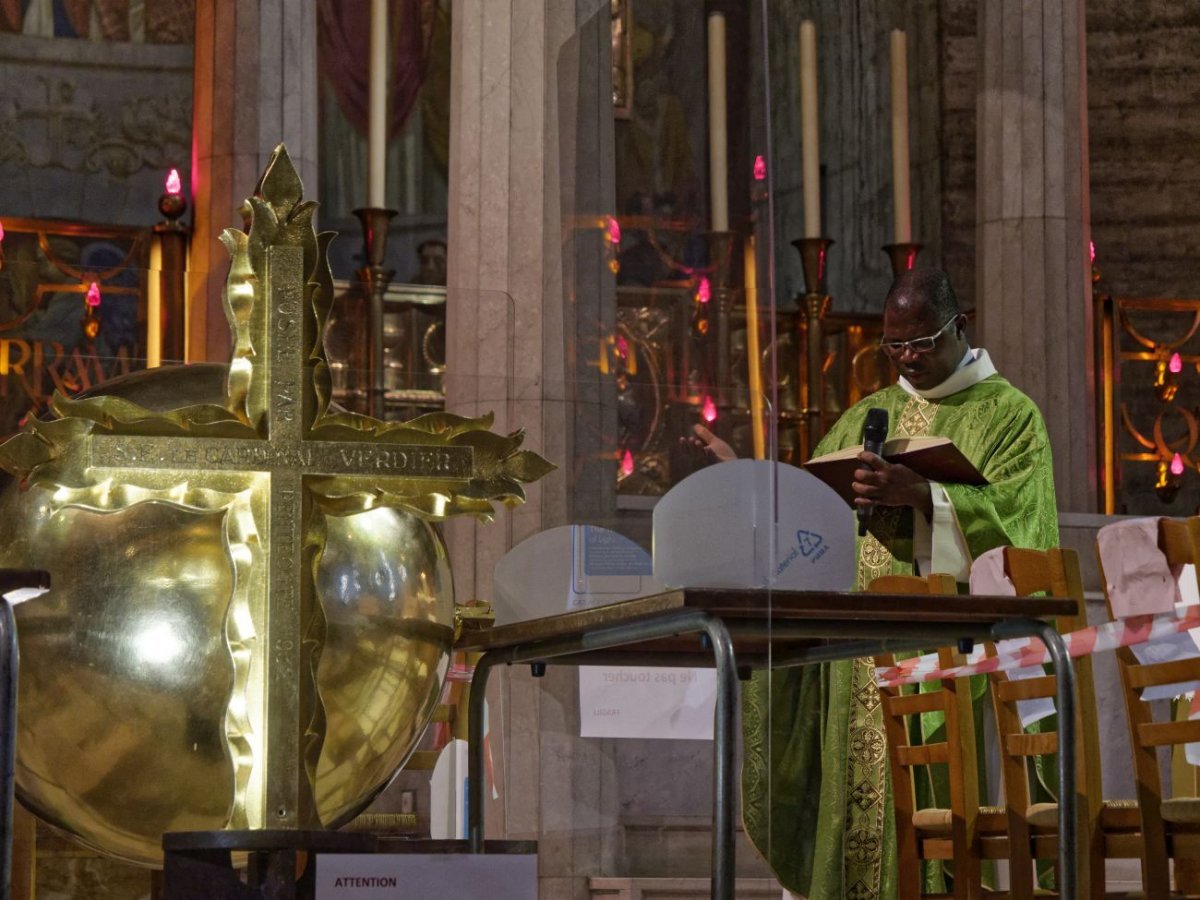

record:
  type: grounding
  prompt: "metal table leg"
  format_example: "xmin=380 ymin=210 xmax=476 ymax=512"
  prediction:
xmin=701 ymin=616 xmax=738 ymax=900
xmin=465 ymin=610 xmax=739 ymax=900
xmin=466 ymin=653 xmax=498 ymax=854
xmin=992 ymin=617 xmax=1077 ymax=900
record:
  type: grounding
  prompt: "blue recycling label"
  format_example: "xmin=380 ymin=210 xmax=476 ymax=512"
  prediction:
xmin=796 ymin=530 xmax=825 ymax=558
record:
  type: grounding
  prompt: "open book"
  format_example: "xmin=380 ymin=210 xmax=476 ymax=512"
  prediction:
xmin=802 ymin=436 xmax=987 ymax=507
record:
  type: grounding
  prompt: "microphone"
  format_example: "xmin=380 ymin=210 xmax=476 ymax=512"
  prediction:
xmin=858 ymin=407 xmax=889 ymax=537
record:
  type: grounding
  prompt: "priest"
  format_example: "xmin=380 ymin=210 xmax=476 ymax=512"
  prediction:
xmin=696 ymin=267 xmax=1058 ymax=899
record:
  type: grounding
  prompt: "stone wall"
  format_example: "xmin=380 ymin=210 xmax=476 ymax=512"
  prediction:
xmin=939 ymin=1 xmax=1200 ymax=304
xmin=937 ymin=0 xmax=975 ymax=311
xmin=1087 ymin=5 xmax=1200 ymax=299
xmin=0 ymin=33 xmax=192 ymax=227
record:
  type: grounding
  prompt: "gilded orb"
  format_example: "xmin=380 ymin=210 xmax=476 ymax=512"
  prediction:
xmin=0 ymin=364 xmax=455 ymax=865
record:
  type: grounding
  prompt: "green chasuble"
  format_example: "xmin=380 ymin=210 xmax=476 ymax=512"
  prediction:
xmin=741 ymin=371 xmax=1058 ymax=899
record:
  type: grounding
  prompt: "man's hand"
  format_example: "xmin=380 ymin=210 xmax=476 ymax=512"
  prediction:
xmin=683 ymin=424 xmax=737 ymax=463
xmin=852 ymin=451 xmax=933 ymax=520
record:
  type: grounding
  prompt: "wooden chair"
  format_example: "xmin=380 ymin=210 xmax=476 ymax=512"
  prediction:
xmin=1098 ymin=516 xmax=1200 ymax=899
xmin=986 ymin=546 xmax=1141 ymax=899
xmin=871 ymin=572 xmax=988 ymax=899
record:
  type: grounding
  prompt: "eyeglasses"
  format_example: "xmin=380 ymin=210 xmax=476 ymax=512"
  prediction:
xmin=879 ymin=317 xmax=959 ymax=357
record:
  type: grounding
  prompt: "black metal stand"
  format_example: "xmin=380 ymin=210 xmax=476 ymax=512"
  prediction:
xmin=160 ymin=832 xmax=537 ymax=900
xmin=162 ymin=830 xmax=377 ymax=900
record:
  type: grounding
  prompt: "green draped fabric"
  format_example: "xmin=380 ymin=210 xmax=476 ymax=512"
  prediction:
xmin=742 ymin=374 xmax=1059 ymax=899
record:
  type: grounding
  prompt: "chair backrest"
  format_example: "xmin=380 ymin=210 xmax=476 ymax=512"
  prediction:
xmin=1001 ymin=547 xmax=1089 ymax=633
xmin=1159 ymin=516 xmax=1200 ymax=569
xmin=870 ymin=573 xmax=980 ymax=895
xmin=983 ymin=546 xmax=1103 ymax=897
xmin=1098 ymin=517 xmax=1200 ymax=778
xmin=1097 ymin=516 xmax=1200 ymax=893
xmin=1159 ymin=516 xmax=1200 ymax=804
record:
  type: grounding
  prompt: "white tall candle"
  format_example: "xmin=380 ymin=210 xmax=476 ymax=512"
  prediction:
xmin=368 ymin=0 xmax=388 ymax=208
xmin=890 ymin=29 xmax=912 ymax=244
xmin=707 ymin=12 xmax=729 ymax=232
xmin=799 ymin=20 xmax=821 ymax=238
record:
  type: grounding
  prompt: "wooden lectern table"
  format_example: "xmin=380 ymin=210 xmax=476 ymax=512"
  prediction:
xmin=455 ymin=587 xmax=1082 ymax=900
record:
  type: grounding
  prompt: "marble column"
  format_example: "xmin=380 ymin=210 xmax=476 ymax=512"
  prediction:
xmin=446 ymin=1 xmax=549 ymax=628
xmin=444 ymin=0 xmax=618 ymax=897
xmin=975 ymin=0 xmax=1095 ymax=511
xmin=189 ymin=0 xmax=319 ymax=363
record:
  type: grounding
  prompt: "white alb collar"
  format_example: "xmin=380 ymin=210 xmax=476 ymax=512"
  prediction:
xmin=897 ymin=347 xmax=996 ymax=400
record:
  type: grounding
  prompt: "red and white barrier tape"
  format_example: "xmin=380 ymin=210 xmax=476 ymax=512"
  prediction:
xmin=874 ymin=605 xmax=1200 ymax=688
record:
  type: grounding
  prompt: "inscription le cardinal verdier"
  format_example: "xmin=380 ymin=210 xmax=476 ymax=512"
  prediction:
xmin=0 ymin=145 xmax=552 ymax=852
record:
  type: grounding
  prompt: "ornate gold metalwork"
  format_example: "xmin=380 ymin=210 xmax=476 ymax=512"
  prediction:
xmin=614 ymin=307 xmax=670 ymax=495
xmin=0 ymin=145 xmax=551 ymax=864
xmin=1105 ymin=292 xmax=1200 ymax=509
xmin=1118 ymin=306 xmax=1197 ymax=468
xmin=0 ymin=218 xmax=154 ymax=440
xmin=1120 ymin=405 xmax=1199 ymax=462
xmin=1116 ymin=303 xmax=1200 ymax=354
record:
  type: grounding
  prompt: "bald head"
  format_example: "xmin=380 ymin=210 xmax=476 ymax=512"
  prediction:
xmin=883 ymin=267 xmax=960 ymax=322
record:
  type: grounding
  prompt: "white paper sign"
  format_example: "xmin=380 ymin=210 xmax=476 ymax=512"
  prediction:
xmin=316 ymin=853 xmax=537 ymax=900
xmin=579 ymin=665 xmax=716 ymax=740
xmin=428 ymin=739 xmax=468 ymax=840
xmin=1132 ymin=631 xmax=1200 ymax=701
xmin=1133 ymin=563 xmax=1200 ymax=704
xmin=1002 ymin=661 xmax=1056 ymax=728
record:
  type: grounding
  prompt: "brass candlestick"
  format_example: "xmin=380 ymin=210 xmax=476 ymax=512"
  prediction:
xmin=353 ymin=207 xmax=398 ymax=420
xmin=705 ymin=231 xmax=737 ymax=409
xmin=793 ymin=237 xmax=834 ymax=457
xmin=882 ymin=242 xmax=923 ymax=279
xmin=703 ymin=230 xmax=737 ymax=290
xmin=152 ymin=188 xmax=191 ymax=365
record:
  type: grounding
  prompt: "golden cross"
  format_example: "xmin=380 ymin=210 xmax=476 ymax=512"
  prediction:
xmin=0 ymin=146 xmax=550 ymax=835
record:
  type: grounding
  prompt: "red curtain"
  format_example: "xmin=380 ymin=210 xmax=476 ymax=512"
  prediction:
xmin=317 ymin=0 xmax=436 ymax=140
xmin=0 ymin=0 xmax=20 ymax=32
xmin=61 ymin=0 xmax=92 ymax=36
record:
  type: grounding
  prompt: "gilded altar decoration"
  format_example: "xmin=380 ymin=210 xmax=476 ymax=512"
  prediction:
xmin=0 ymin=145 xmax=552 ymax=865
xmin=1093 ymin=257 xmax=1200 ymax=512
xmin=0 ymin=217 xmax=153 ymax=434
